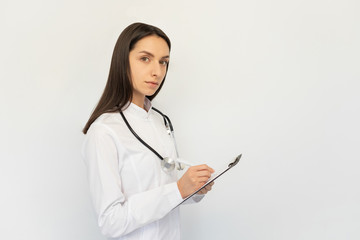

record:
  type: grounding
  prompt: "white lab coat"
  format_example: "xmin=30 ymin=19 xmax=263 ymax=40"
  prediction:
xmin=82 ymin=99 xmax=202 ymax=240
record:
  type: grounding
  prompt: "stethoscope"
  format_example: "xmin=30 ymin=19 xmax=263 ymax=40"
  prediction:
xmin=119 ymin=107 xmax=190 ymax=173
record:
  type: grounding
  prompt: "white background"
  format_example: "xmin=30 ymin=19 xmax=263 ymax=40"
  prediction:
xmin=1 ymin=0 xmax=359 ymax=239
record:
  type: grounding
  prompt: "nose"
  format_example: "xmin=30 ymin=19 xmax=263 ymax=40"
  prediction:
xmin=151 ymin=62 xmax=162 ymax=78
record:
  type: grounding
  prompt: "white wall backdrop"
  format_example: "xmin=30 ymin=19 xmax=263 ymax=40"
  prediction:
xmin=1 ymin=0 xmax=359 ymax=239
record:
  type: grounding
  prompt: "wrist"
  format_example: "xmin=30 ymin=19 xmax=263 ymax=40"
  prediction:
xmin=177 ymin=180 xmax=185 ymax=199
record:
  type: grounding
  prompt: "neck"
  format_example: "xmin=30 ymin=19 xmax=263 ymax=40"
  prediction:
xmin=132 ymin=93 xmax=146 ymax=110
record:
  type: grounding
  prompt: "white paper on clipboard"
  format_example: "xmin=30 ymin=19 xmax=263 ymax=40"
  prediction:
xmin=174 ymin=154 xmax=242 ymax=208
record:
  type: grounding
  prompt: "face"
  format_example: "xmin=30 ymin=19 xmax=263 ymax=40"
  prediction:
xmin=129 ymin=35 xmax=170 ymax=105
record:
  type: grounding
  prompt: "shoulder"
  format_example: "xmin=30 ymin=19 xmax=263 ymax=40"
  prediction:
xmin=82 ymin=113 xmax=125 ymax=157
xmin=95 ymin=112 xmax=122 ymax=126
xmin=86 ymin=112 xmax=123 ymax=139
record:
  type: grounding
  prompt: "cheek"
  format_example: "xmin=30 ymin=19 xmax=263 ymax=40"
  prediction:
xmin=160 ymin=68 xmax=167 ymax=79
xmin=130 ymin=65 xmax=143 ymax=82
xmin=129 ymin=58 xmax=143 ymax=76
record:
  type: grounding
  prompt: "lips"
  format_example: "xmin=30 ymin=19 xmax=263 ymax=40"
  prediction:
xmin=145 ymin=81 xmax=159 ymax=87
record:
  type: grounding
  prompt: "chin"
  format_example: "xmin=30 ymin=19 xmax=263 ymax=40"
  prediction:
xmin=146 ymin=93 xmax=156 ymax=98
xmin=144 ymin=90 xmax=158 ymax=97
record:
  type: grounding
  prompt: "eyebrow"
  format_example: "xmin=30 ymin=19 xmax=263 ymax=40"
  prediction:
xmin=138 ymin=50 xmax=169 ymax=59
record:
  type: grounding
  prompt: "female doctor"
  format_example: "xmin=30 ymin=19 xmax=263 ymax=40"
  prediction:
xmin=82 ymin=22 xmax=214 ymax=239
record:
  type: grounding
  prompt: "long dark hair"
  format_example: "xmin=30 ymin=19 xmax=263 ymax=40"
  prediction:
xmin=83 ymin=23 xmax=171 ymax=134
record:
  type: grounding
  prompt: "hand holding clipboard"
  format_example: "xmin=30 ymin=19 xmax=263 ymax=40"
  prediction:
xmin=175 ymin=154 xmax=242 ymax=208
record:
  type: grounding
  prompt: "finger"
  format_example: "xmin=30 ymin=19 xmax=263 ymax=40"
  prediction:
xmin=197 ymin=167 xmax=215 ymax=176
xmin=192 ymin=164 xmax=214 ymax=172
xmin=199 ymin=189 xmax=208 ymax=194
xmin=197 ymin=177 xmax=211 ymax=183
xmin=196 ymin=170 xmax=212 ymax=178
xmin=190 ymin=175 xmax=210 ymax=184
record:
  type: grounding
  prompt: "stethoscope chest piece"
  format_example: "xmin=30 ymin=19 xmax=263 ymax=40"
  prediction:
xmin=161 ymin=157 xmax=175 ymax=173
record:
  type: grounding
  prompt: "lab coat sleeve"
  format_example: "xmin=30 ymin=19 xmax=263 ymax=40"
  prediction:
xmin=82 ymin=124 xmax=183 ymax=238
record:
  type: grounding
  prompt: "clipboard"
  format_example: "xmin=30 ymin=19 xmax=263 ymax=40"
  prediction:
xmin=175 ymin=154 xmax=242 ymax=208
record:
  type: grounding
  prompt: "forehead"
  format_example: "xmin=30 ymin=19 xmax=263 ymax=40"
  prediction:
xmin=131 ymin=35 xmax=170 ymax=56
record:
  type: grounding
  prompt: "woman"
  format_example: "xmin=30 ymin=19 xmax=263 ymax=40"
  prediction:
xmin=82 ymin=22 xmax=214 ymax=239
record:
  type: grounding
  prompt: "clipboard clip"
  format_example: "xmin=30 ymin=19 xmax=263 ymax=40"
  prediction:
xmin=228 ymin=154 xmax=242 ymax=168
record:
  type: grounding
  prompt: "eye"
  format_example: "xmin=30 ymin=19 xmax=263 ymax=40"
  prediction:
xmin=160 ymin=60 xmax=169 ymax=66
xmin=140 ymin=57 xmax=150 ymax=62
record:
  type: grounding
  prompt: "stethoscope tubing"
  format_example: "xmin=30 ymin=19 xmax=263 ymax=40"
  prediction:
xmin=119 ymin=111 xmax=164 ymax=160
xmin=152 ymin=108 xmax=180 ymax=159
xmin=119 ymin=107 xmax=190 ymax=170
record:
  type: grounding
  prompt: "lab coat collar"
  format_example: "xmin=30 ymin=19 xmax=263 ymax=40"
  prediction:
xmin=125 ymin=98 xmax=153 ymax=119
